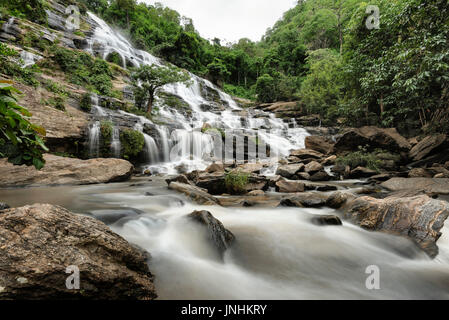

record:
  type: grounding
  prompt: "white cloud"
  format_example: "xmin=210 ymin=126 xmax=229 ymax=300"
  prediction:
xmin=142 ymin=0 xmax=297 ymax=42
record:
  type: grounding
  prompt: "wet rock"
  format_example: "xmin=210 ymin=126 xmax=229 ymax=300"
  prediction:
xmin=345 ymin=195 xmax=449 ymax=258
xmin=311 ymin=215 xmax=343 ymax=226
xmin=305 ymin=161 xmax=324 ymax=174
xmin=0 ymin=155 xmax=133 ymax=188
xmin=309 ymin=171 xmax=332 ymax=182
xmin=168 ymin=182 xmax=219 ymax=205
xmin=296 ymin=172 xmax=311 ymax=180
xmin=348 ymin=167 xmax=378 ymax=179
xmin=248 ymin=190 xmax=265 ymax=196
xmin=428 ymin=166 xmax=449 ymax=178
xmin=280 ymin=194 xmax=327 ymax=208
xmin=368 ymin=173 xmax=392 ymax=183
xmin=206 ymin=162 xmax=224 ymax=173
xmin=409 ymin=134 xmax=447 ymax=162
xmin=0 ymin=203 xmax=10 ymax=211
xmin=165 ymin=174 xmax=192 ymax=186
xmin=0 ymin=204 xmax=156 ymax=299
xmin=238 ymin=163 xmax=264 ymax=174
xmin=381 ymin=178 xmax=449 ymax=195
xmin=89 ymin=208 xmax=145 ymax=225
xmin=187 ymin=210 xmax=235 ymax=255
xmin=326 ymin=192 xmax=354 ymax=209
xmin=276 ymin=164 xmax=305 ymax=179
xmin=305 ymin=136 xmax=334 ymax=155
xmin=275 ymin=180 xmax=305 ymax=193
xmin=322 ymin=155 xmax=337 ymax=166
xmin=244 ymin=175 xmax=269 ymax=193
xmin=315 ymin=185 xmax=338 ymax=192
xmin=194 ymin=172 xmax=226 ymax=195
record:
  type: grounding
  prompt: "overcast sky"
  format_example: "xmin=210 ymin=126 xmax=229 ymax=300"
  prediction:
xmin=143 ymin=0 xmax=297 ymax=42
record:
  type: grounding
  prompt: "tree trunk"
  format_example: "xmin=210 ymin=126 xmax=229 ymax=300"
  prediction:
xmin=146 ymin=93 xmax=154 ymax=116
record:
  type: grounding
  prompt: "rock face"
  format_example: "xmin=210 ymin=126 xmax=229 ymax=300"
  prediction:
xmin=168 ymin=182 xmax=219 ymax=205
xmin=381 ymin=178 xmax=449 ymax=195
xmin=345 ymin=196 xmax=449 ymax=258
xmin=334 ymin=127 xmax=410 ymax=153
xmin=187 ymin=211 xmax=235 ymax=255
xmin=0 ymin=204 xmax=157 ymax=299
xmin=305 ymin=136 xmax=334 ymax=155
xmin=409 ymin=134 xmax=447 ymax=162
xmin=0 ymin=154 xmax=134 ymax=187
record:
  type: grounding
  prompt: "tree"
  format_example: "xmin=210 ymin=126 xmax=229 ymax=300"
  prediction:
xmin=116 ymin=0 xmax=136 ymax=29
xmin=0 ymin=80 xmax=48 ymax=169
xmin=131 ymin=64 xmax=191 ymax=115
xmin=255 ymin=74 xmax=277 ymax=102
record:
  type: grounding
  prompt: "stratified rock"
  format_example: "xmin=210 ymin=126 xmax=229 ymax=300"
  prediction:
xmin=381 ymin=178 xmax=449 ymax=195
xmin=305 ymin=161 xmax=324 ymax=174
xmin=276 ymin=164 xmax=305 ymax=179
xmin=187 ymin=210 xmax=235 ymax=255
xmin=0 ymin=203 xmax=10 ymax=211
xmin=275 ymin=180 xmax=305 ymax=193
xmin=290 ymin=149 xmax=324 ymax=160
xmin=345 ymin=195 xmax=449 ymax=258
xmin=409 ymin=134 xmax=447 ymax=162
xmin=0 ymin=155 xmax=133 ymax=188
xmin=349 ymin=167 xmax=378 ymax=179
xmin=168 ymin=182 xmax=219 ymax=205
xmin=305 ymin=136 xmax=334 ymax=155
xmin=0 ymin=204 xmax=156 ymax=299
xmin=311 ymin=215 xmax=343 ymax=226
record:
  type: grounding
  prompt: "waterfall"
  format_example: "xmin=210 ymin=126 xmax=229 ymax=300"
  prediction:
xmin=88 ymin=121 xmax=101 ymax=158
xmin=83 ymin=12 xmax=310 ymax=172
xmin=110 ymin=126 xmax=121 ymax=158
xmin=20 ymin=51 xmax=42 ymax=68
xmin=2 ymin=17 xmax=15 ymax=33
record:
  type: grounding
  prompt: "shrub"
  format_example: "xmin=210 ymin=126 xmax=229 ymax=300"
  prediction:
xmin=46 ymin=96 xmax=66 ymax=111
xmin=100 ymin=120 xmax=113 ymax=156
xmin=225 ymin=170 xmax=250 ymax=195
xmin=79 ymin=93 xmax=92 ymax=112
xmin=336 ymin=146 xmax=381 ymax=172
xmin=0 ymin=0 xmax=47 ymax=24
xmin=255 ymin=74 xmax=277 ymax=103
xmin=119 ymin=129 xmax=144 ymax=159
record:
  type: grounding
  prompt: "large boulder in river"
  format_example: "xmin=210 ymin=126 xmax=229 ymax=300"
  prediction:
xmin=276 ymin=164 xmax=304 ymax=179
xmin=334 ymin=127 xmax=410 ymax=154
xmin=305 ymin=136 xmax=334 ymax=155
xmin=409 ymin=134 xmax=447 ymax=162
xmin=187 ymin=210 xmax=235 ymax=255
xmin=0 ymin=154 xmax=134 ymax=188
xmin=345 ymin=195 xmax=449 ymax=258
xmin=381 ymin=178 xmax=449 ymax=195
xmin=0 ymin=204 xmax=157 ymax=299
xmin=275 ymin=180 xmax=305 ymax=193
xmin=168 ymin=182 xmax=219 ymax=205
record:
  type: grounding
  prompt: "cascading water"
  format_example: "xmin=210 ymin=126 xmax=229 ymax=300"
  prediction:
xmin=110 ymin=126 xmax=121 ymax=158
xmin=84 ymin=12 xmax=310 ymax=173
xmin=1 ymin=17 xmax=15 ymax=33
xmin=88 ymin=121 xmax=100 ymax=158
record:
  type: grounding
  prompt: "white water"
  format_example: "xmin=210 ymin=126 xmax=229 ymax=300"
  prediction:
xmin=110 ymin=126 xmax=121 ymax=158
xmin=88 ymin=121 xmax=100 ymax=158
xmin=85 ymin=12 xmax=310 ymax=173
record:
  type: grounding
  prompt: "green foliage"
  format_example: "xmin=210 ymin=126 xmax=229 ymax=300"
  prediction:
xmin=336 ymin=146 xmax=381 ymax=172
xmin=255 ymin=74 xmax=277 ymax=103
xmin=0 ymin=0 xmax=47 ymax=24
xmin=222 ymin=83 xmax=255 ymax=101
xmin=119 ymin=128 xmax=144 ymax=159
xmin=0 ymin=81 xmax=48 ymax=169
xmin=50 ymin=46 xmax=113 ymax=96
xmin=225 ymin=170 xmax=249 ymax=195
xmin=0 ymin=43 xmax=40 ymax=87
xmin=46 ymin=96 xmax=66 ymax=111
xmin=131 ymin=64 xmax=191 ymax=114
xmin=79 ymin=93 xmax=92 ymax=112
xmin=42 ymin=79 xmax=68 ymax=96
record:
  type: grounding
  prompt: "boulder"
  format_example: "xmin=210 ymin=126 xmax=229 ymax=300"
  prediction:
xmin=305 ymin=136 xmax=334 ymax=155
xmin=428 ymin=167 xmax=449 ymax=178
xmin=348 ymin=167 xmax=378 ymax=179
xmin=168 ymin=182 xmax=219 ymax=205
xmin=290 ymin=149 xmax=324 ymax=160
xmin=247 ymin=190 xmax=265 ymax=196
xmin=276 ymin=180 xmax=305 ymax=193
xmin=408 ymin=168 xmax=432 ymax=178
xmin=333 ymin=127 xmax=410 ymax=154
xmin=194 ymin=172 xmax=226 ymax=195
xmin=409 ymin=134 xmax=447 ymax=162
xmin=305 ymin=161 xmax=324 ymax=174
xmin=206 ymin=162 xmax=224 ymax=173
xmin=326 ymin=192 xmax=354 ymax=209
xmin=322 ymin=155 xmax=337 ymax=166
xmin=280 ymin=194 xmax=327 ymax=208
xmin=238 ymin=163 xmax=264 ymax=174
xmin=381 ymin=178 xmax=449 ymax=195
xmin=345 ymin=195 xmax=449 ymax=258
xmin=296 ymin=172 xmax=311 ymax=180
xmin=0 ymin=204 xmax=156 ymax=299
xmin=165 ymin=174 xmax=192 ymax=185
xmin=187 ymin=210 xmax=235 ymax=255
xmin=311 ymin=215 xmax=343 ymax=226
xmin=276 ymin=164 xmax=305 ymax=179
xmin=309 ymin=171 xmax=332 ymax=182
xmin=0 ymin=155 xmax=133 ymax=188
xmin=0 ymin=203 xmax=10 ymax=211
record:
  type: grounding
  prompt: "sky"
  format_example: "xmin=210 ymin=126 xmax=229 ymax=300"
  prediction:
xmin=143 ymin=0 xmax=297 ymax=43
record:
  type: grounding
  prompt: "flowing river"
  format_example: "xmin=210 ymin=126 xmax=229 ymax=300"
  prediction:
xmin=2 ymin=177 xmax=449 ymax=300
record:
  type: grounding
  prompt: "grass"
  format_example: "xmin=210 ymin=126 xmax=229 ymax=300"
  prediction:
xmin=225 ymin=169 xmax=250 ymax=195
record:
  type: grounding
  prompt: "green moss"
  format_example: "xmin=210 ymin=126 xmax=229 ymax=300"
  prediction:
xmin=119 ymin=129 xmax=145 ymax=160
xmin=225 ymin=170 xmax=250 ymax=195
xmin=336 ymin=146 xmax=382 ymax=172
xmin=100 ymin=120 xmax=113 ymax=157
xmin=159 ymin=92 xmax=190 ymax=112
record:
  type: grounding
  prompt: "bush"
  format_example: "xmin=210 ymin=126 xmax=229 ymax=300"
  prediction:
xmin=0 ymin=0 xmax=47 ymax=24
xmin=255 ymin=74 xmax=277 ymax=103
xmin=225 ymin=170 xmax=249 ymax=195
xmin=100 ymin=120 xmax=113 ymax=156
xmin=336 ymin=146 xmax=381 ymax=172
xmin=119 ymin=129 xmax=144 ymax=160
xmin=79 ymin=93 xmax=92 ymax=112
xmin=46 ymin=96 xmax=66 ymax=111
